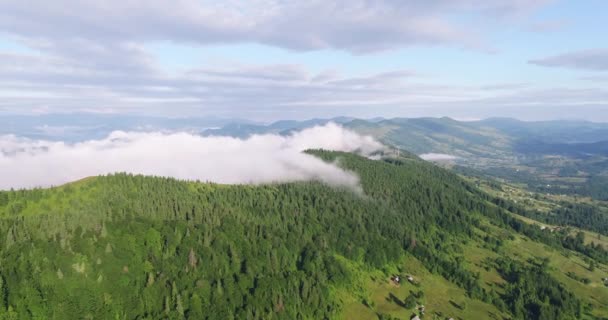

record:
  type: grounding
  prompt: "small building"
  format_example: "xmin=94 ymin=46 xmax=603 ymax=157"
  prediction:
xmin=390 ymin=275 xmax=401 ymax=284
xmin=407 ymin=275 xmax=415 ymax=282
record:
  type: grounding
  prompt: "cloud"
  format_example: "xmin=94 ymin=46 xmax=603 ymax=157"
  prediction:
xmin=580 ymin=75 xmax=608 ymax=82
xmin=524 ymin=19 xmax=569 ymax=33
xmin=1 ymin=52 xmax=607 ymax=121
xmin=419 ymin=153 xmax=458 ymax=161
xmin=0 ymin=52 xmax=457 ymax=117
xmin=480 ymin=83 xmax=529 ymax=91
xmin=189 ymin=64 xmax=310 ymax=82
xmin=327 ymin=70 xmax=418 ymax=87
xmin=0 ymin=0 xmax=580 ymax=120
xmin=0 ymin=0 xmax=549 ymax=54
xmin=529 ymin=49 xmax=608 ymax=71
xmin=0 ymin=123 xmax=384 ymax=191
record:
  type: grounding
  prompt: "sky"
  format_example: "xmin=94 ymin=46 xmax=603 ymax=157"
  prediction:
xmin=0 ymin=0 xmax=607 ymax=121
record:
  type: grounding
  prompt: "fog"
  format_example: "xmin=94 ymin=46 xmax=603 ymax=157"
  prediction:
xmin=0 ymin=123 xmax=384 ymax=191
xmin=419 ymin=153 xmax=458 ymax=161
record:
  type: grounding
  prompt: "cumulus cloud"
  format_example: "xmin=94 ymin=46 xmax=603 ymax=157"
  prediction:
xmin=0 ymin=123 xmax=384 ymax=191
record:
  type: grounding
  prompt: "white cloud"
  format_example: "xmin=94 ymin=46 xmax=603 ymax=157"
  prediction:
xmin=419 ymin=153 xmax=458 ymax=161
xmin=0 ymin=0 xmax=550 ymax=54
xmin=0 ymin=123 xmax=384 ymax=191
xmin=3 ymin=0 xmax=604 ymax=121
xmin=1 ymin=53 xmax=607 ymax=120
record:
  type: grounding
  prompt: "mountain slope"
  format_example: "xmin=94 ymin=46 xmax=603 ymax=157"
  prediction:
xmin=0 ymin=152 xmax=606 ymax=319
xmin=344 ymin=118 xmax=608 ymax=201
xmin=201 ymin=117 xmax=354 ymax=138
xmin=345 ymin=117 xmax=514 ymax=160
xmin=475 ymin=118 xmax=608 ymax=144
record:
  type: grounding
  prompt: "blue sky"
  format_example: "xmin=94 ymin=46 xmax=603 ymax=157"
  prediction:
xmin=0 ymin=0 xmax=606 ymax=121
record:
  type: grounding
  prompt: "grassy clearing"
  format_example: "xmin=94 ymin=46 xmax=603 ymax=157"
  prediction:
xmin=340 ymin=216 xmax=608 ymax=320
xmin=460 ymin=242 xmax=505 ymax=293
xmin=502 ymin=235 xmax=608 ymax=319
xmin=468 ymin=175 xmax=608 ymax=250
xmin=510 ymin=212 xmax=608 ymax=249
xmin=466 ymin=174 xmax=608 ymax=214
xmin=474 ymin=209 xmax=608 ymax=318
xmin=340 ymin=255 xmax=508 ymax=320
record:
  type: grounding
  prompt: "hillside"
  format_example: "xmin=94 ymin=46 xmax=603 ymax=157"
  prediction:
xmin=0 ymin=151 xmax=606 ymax=319
xmin=203 ymin=117 xmax=608 ymax=201
xmin=344 ymin=118 xmax=514 ymax=161
xmin=347 ymin=118 xmax=608 ymax=201
xmin=474 ymin=118 xmax=608 ymax=144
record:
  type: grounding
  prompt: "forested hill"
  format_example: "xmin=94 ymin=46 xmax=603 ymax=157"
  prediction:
xmin=0 ymin=151 xmax=606 ymax=319
xmin=200 ymin=117 xmax=608 ymax=201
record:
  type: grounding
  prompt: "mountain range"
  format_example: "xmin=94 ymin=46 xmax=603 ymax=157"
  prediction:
xmin=1 ymin=116 xmax=608 ymax=319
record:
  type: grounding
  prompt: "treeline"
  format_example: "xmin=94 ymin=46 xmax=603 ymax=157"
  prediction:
xmin=517 ymin=201 xmax=608 ymax=236
xmin=495 ymin=257 xmax=583 ymax=320
xmin=455 ymin=163 xmax=608 ymax=201
xmin=486 ymin=199 xmax=608 ymax=264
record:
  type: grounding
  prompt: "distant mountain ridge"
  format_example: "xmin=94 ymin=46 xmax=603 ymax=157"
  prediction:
xmin=474 ymin=117 xmax=608 ymax=144
xmin=201 ymin=117 xmax=354 ymax=138
xmin=201 ymin=116 xmax=608 ymax=148
xmin=0 ymin=113 xmax=257 ymax=142
xmin=4 ymin=114 xmax=608 ymax=146
xmin=198 ymin=116 xmax=608 ymax=200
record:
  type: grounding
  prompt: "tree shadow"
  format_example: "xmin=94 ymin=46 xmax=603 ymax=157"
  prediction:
xmin=388 ymin=293 xmax=406 ymax=308
xmin=449 ymin=300 xmax=464 ymax=310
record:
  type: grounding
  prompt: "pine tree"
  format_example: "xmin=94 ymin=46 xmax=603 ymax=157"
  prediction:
xmin=0 ymin=274 xmax=7 ymax=311
xmin=176 ymin=294 xmax=184 ymax=316
xmin=188 ymin=248 xmax=197 ymax=269
xmin=188 ymin=294 xmax=204 ymax=319
xmin=164 ymin=296 xmax=171 ymax=315
xmin=5 ymin=227 xmax=15 ymax=249
xmin=100 ymin=222 xmax=108 ymax=238
xmin=146 ymin=272 xmax=155 ymax=287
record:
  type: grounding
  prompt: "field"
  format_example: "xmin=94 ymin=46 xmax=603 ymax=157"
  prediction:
xmin=340 ymin=254 xmax=508 ymax=320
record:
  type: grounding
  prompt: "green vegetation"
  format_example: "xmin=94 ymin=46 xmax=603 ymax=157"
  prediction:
xmin=466 ymin=173 xmax=608 ymax=242
xmin=496 ymin=257 xmax=583 ymax=319
xmin=344 ymin=117 xmax=608 ymax=201
xmin=0 ymin=151 xmax=606 ymax=319
xmin=201 ymin=117 xmax=608 ymax=201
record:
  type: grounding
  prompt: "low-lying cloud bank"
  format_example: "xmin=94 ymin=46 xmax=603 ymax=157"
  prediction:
xmin=0 ymin=123 xmax=384 ymax=191
xmin=419 ymin=153 xmax=458 ymax=161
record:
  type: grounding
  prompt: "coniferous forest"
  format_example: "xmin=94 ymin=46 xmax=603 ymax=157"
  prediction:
xmin=0 ymin=151 xmax=606 ymax=319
